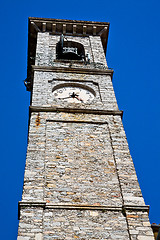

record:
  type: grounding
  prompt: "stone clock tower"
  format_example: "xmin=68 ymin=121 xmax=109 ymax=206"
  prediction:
xmin=18 ymin=17 xmax=154 ymax=240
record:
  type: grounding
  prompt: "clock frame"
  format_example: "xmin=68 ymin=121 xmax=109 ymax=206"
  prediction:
xmin=52 ymin=83 xmax=96 ymax=104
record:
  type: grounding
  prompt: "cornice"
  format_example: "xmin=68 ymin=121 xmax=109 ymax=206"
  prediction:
xmin=29 ymin=106 xmax=123 ymax=118
xmin=28 ymin=17 xmax=109 ymax=38
xmin=18 ymin=201 xmax=150 ymax=219
xmin=123 ymin=205 xmax=150 ymax=213
xmin=32 ymin=65 xmax=114 ymax=76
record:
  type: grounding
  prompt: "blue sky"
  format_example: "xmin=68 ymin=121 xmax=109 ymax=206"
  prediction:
xmin=0 ymin=0 xmax=160 ymax=239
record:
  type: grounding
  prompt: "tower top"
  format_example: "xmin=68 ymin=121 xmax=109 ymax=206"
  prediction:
xmin=28 ymin=17 xmax=110 ymax=37
xmin=28 ymin=17 xmax=110 ymax=73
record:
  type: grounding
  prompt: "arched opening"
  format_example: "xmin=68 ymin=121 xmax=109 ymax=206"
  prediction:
xmin=56 ymin=35 xmax=85 ymax=61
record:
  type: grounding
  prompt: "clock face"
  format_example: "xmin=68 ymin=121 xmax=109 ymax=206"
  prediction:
xmin=52 ymin=85 xmax=95 ymax=103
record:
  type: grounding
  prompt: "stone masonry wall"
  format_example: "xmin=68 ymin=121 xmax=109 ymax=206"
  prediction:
xmin=18 ymin=29 xmax=155 ymax=239
xmin=21 ymin=112 xmax=146 ymax=206
xmin=18 ymin=112 xmax=154 ymax=239
xmin=22 ymin=112 xmax=124 ymax=203
xmin=126 ymin=210 xmax=154 ymax=240
xmin=45 ymin=120 xmax=121 ymax=206
xmin=18 ymin=207 xmax=129 ymax=240
xmin=43 ymin=209 xmax=129 ymax=239
xmin=107 ymin=115 xmax=145 ymax=207
xmin=35 ymin=32 xmax=107 ymax=68
xmin=18 ymin=207 xmax=43 ymax=240
xmin=31 ymin=71 xmax=118 ymax=110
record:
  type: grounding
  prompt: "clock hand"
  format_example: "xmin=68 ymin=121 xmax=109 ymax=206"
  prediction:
xmin=70 ymin=92 xmax=83 ymax=102
xmin=75 ymin=95 xmax=83 ymax=102
xmin=58 ymin=96 xmax=71 ymax=99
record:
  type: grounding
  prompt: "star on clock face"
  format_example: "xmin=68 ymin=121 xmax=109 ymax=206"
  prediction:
xmin=53 ymin=86 xmax=95 ymax=104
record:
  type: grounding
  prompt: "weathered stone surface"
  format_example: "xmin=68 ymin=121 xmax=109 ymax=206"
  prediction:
xmin=18 ymin=18 xmax=154 ymax=240
xmin=43 ymin=209 xmax=129 ymax=239
xmin=45 ymin=119 xmax=121 ymax=206
xmin=18 ymin=208 xmax=43 ymax=239
xmin=126 ymin=210 xmax=154 ymax=239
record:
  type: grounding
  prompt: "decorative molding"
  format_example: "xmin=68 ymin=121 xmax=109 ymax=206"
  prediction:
xmin=18 ymin=201 xmax=123 ymax=219
xmin=29 ymin=17 xmax=109 ymax=37
xmin=31 ymin=65 xmax=114 ymax=76
xmin=42 ymin=22 xmax=46 ymax=32
xmin=18 ymin=201 xmax=150 ymax=219
xmin=123 ymin=205 xmax=150 ymax=213
xmin=29 ymin=106 xmax=123 ymax=117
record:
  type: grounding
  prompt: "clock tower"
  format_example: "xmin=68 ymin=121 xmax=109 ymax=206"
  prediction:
xmin=18 ymin=17 xmax=154 ymax=239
